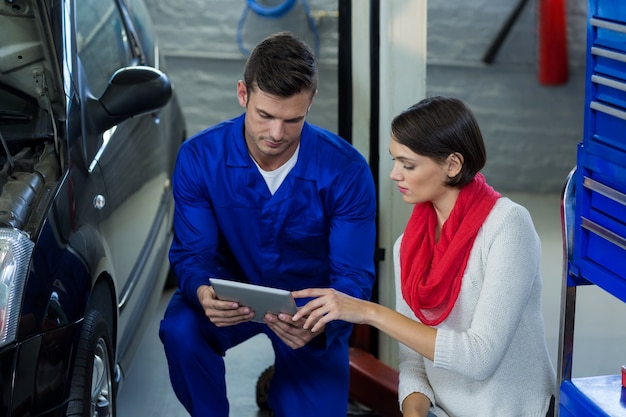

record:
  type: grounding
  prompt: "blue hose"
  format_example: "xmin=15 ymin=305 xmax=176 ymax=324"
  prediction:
xmin=300 ymin=0 xmax=320 ymax=57
xmin=246 ymin=0 xmax=297 ymax=18
xmin=237 ymin=0 xmax=320 ymax=57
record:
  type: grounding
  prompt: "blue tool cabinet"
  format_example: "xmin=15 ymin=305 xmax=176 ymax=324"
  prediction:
xmin=558 ymin=1 xmax=626 ymax=415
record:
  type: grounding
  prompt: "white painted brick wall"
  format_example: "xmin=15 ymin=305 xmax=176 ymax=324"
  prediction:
xmin=146 ymin=0 xmax=588 ymax=192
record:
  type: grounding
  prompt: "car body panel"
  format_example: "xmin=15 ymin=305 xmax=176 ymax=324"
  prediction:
xmin=0 ymin=0 xmax=185 ymax=415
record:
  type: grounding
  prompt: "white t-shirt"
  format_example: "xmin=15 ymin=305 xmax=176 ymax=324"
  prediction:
xmin=252 ymin=143 xmax=299 ymax=195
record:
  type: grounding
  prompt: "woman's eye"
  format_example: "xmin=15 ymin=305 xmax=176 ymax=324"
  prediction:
xmin=391 ymin=158 xmax=414 ymax=170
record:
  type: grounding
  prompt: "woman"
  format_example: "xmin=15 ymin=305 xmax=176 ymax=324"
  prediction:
xmin=293 ymin=96 xmax=556 ymax=417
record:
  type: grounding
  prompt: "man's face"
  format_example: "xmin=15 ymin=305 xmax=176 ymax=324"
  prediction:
xmin=238 ymin=81 xmax=314 ymax=171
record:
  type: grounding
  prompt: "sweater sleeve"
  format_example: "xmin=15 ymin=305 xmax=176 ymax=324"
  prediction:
xmin=433 ymin=200 xmax=542 ymax=380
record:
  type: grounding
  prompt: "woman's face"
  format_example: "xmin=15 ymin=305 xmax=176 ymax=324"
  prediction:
xmin=388 ymin=137 xmax=456 ymax=205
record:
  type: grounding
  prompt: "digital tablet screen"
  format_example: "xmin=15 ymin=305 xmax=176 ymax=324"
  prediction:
xmin=210 ymin=278 xmax=298 ymax=323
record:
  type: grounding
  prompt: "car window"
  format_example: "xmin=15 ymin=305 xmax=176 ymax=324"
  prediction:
xmin=124 ymin=0 xmax=155 ymax=66
xmin=75 ymin=0 xmax=133 ymax=98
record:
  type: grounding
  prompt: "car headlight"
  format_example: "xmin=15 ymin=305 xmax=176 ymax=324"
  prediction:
xmin=0 ymin=229 xmax=34 ymax=347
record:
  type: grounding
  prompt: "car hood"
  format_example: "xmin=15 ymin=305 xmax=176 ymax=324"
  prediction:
xmin=0 ymin=0 xmax=62 ymax=110
xmin=0 ymin=1 xmax=62 ymax=231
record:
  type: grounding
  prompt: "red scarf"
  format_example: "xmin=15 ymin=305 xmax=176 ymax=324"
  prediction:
xmin=400 ymin=173 xmax=500 ymax=326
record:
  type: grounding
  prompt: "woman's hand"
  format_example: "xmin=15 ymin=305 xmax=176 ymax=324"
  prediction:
xmin=295 ymin=288 xmax=438 ymax=361
xmin=291 ymin=288 xmax=372 ymax=332
xmin=401 ymin=392 xmax=432 ymax=417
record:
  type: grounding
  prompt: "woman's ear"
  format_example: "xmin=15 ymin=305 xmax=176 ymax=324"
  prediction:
xmin=446 ymin=152 xmax=464 ymax=178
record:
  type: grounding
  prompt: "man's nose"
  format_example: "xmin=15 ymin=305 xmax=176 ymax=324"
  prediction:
xmin=269 ymin=120 xmax=285 ymax=140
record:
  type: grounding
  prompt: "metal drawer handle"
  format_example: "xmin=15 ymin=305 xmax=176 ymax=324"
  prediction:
xmin=583 ymin=176 xmax=626 ymax=207
xmin=590 ymin=17 xmax=626 ymax=34
xmin=592 ymin=74 xmax=626 ymax=92
xmin=591 ymin=46 xmax=626 ymax=63
xmin=581 ymin=217 xmax=626 ymax=251
xmin=590 ymin=101 xmax=626 ymax=121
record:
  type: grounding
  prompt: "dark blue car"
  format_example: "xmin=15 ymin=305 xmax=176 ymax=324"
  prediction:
xmin=0 ymin=0 xmax=186 ymax=415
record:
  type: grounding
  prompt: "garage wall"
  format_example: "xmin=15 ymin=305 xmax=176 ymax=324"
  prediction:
xmin=144 ymin=0 xmax=587 ymax=192
xmin=144 ymin=0 xmax=339 ymax=138
xmin=426 ymin=0 xmax=587 ymax=192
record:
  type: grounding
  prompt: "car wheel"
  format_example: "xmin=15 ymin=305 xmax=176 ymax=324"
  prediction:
xmin=67 ymin=310 xmax=115 ymax=417
xmin=164 ymin=268 xmax=178 ymax=289
xmin=255 ymin=365 xmax=274 ymax=411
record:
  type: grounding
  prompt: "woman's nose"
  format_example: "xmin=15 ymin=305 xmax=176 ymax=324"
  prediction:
xmin=389 ymin=163 xmax=402 ymax=181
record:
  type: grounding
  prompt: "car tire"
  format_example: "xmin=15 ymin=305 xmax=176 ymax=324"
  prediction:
xmin=67 ymin=310 xmax=115 ymax=417
xmin=255 ymin=365 xmax=274 ymax=411
xmin=164 ymin=268 xmax=178 ymax=289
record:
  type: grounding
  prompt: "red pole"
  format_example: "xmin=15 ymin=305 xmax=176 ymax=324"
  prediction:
xmin=538 ymin=0 xmax=569 ymax=85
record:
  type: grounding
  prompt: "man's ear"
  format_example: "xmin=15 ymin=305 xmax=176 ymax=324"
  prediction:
xmin=237 ymin=80 xmax=247 ymax=108
xmin=307 ymin=92 xmax=317 ymax=113
xmin=306 ymin=90 xmax=318 ymax=113
xmin=447 ymin=152 xmax=464 ymax=177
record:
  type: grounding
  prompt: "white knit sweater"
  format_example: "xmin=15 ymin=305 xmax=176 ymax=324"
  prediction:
xmin=394 ymin=197 xmax=556 ymax=417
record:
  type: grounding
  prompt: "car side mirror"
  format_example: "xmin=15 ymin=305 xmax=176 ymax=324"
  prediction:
xmin=86 ymin=66 xmax=172 ymax=135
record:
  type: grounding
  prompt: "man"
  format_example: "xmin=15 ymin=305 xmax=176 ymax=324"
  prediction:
xmin=159 ymin=31 xmax=377 ymax=417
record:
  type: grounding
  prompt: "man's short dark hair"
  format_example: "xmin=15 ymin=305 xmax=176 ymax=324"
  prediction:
xmin=244 ymin=31 xmax=318 ymax=98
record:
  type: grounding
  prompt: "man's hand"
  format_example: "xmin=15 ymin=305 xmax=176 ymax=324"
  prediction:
xmin=264 ymin=312 xmax=324 ymax=349
xmin=197 ymin=284 xmax=255 ymax=326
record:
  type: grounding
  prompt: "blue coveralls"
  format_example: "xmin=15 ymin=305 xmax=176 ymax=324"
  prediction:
xmin=159 ymin=114 xmax=377 ymax=417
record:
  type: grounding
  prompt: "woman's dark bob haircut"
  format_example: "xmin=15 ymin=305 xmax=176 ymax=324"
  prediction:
xmin=391 ymin=96 xmax=487 ymax=188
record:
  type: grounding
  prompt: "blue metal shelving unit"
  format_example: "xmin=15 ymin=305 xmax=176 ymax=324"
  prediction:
xmin=558 ymin=1 xmax=626 ymax=415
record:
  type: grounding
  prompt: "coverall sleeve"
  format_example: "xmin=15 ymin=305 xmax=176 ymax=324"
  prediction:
xmin=327 ymin=159 xmax=377 ymax=301
xmin=315 ymin=157 xmax=376 ymax=349
xmin=168 ymin=143 xmax=221 ymax=308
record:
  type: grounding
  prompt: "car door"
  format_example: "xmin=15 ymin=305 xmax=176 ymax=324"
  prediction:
xmin=74 ymin=0 xmax=173 ymax=363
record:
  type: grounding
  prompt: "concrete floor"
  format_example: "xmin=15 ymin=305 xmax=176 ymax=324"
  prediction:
xmin=116 ymin=286 xmax=274 ymax=417
xmin=116 ymin=192 xmax=626 ymax=416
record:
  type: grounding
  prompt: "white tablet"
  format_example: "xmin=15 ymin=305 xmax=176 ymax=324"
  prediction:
xmin=209 ymin=278 xmax=298 ymax=323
